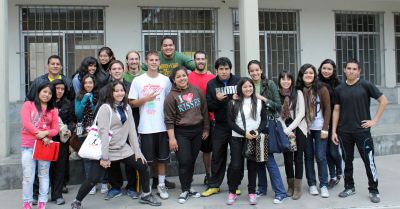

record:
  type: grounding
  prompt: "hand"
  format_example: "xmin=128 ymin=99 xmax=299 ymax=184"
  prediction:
xmin=288 ymin=132 xmax=296 ymax=138
xmin=136 ymin=155 xmax=147 ymax=165
xmin=256 ymin=93 xmax=267 ymax=102
xmin=331 ymin=132 xmax=339 ymax=145
xmin=42 ymin=137 xmax=51 ymax=145
xmin=320 ymin=130 xmax=329 ymax=139
xmin=100 ymin=160 xmax=111 ymax=168
xmin=232 ymin=94 xmax=240 ymax=100
xmin=245 ymin=131 xmax=256 ymax=140
xmin=169 ymin=138 xmax=178 ymax=152
xmin=361 ymin=119 xmax=376 ymax=128
xmin=216 ymin=92 xmax=227 ymax=101
xmin=145 ymin=92 xmax=159 ymax=102
xmin=85 ymin=93 xmax=91 ymax=96
xmin=36 ymin=131 xmax=48 ymax=139
xmin=202 ymin=131 xmax=209 ymax=140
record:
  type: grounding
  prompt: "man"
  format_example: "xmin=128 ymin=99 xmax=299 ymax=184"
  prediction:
xmin=129 ymin=51 xmax=172 ymax=201
xmin=123 ymin=51 xmax=144 ymax=83
xmin=187 ymin=51 xmax=215 ymax=185
xmin=201 ymin=57 xmax=241 ymax=197
xmin=142 ymin=36 xmax=195 ymax=76
xmin=332 ymin=58 xmax=388 ymax=203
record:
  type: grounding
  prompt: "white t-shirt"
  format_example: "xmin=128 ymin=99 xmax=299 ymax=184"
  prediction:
xmin=310 ymin=96 xmax=324 ymax=130
xmin=128 ymin=73 xmax=172 ymax=134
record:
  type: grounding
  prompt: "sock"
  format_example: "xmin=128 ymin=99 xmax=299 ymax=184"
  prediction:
xmin=331 ymin=177 xmax=337 ymax=181
xmin=142 ymin=191 xmax=151 ymax=197
xmin=158 ymin=175 xmax=166 ymax=185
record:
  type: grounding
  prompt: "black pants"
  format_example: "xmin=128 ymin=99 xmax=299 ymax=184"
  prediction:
xmin=283 ymin=128 xmax=306 ymax=179
xmin=109 ymin=160 xmax=138 ymax=191
xmin=327 ymin=127 xmax=343 ymax=178
xmin=339 ymin=131 xmax=379 ymax=194
xmin=75 ymin=154 xmax=149 ymax=202
xmin=50 ymin=141 xmax=69 ymax=200
xmin=175 ymin=125 xmax=202 ymax=192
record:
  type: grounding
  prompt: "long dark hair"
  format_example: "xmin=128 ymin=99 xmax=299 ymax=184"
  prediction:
xmin=104 ymin=80 xmax=128 ymax=112
xmin=77 ymin=74 xmax=98 ymax=100
xmin=278 ymin=70 xmax=297 ymax=111
xmin=98 ymin=47 xmax=116 ymax=71
xmin=296 ymin=63 xmax=321 ymax=95
xmin=169 ymin=67 xmax=188 ymax=85
xmin=34 ymin=81 xmax=56 ymax=112
xmin=318 ymin=59 xmax=340 ymax=87
xmin=247 ymin=60 xmax=266 ymax=80
xmin=230 ymin=78 xmax=258 ymax=121
xmin=73 ymin=56 xmax=100 ymax=81
xmin=51 ymin=79 xmax=66 ymax=101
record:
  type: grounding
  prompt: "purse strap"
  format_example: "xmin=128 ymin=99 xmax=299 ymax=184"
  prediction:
xmin=239 ymin=105 xmax=246 ymax=132
xmin=93 ymin=104 xmax=113 ymax=130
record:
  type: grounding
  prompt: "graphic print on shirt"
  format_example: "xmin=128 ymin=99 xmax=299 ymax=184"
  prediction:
xmin=215 ymin=85 xmax=237 ymax=95
xmin=159 ymin=63 xmax=178 ymax=76
xmin=177 ymin=93 xmax=201 ymax=112
xmin=141 ymin=84 xmax=164 ymax=115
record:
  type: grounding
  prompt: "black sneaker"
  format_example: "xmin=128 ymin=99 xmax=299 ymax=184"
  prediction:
xmin=328 ymin=178 xmax=340 ymax=189
xmin=70 ymin=200 xmax=81 ymax=209
xmin=369 ymin=193 xmax=381 ymax=203
xmin=178 ymin=191 xmax=189 ymax=204
xmin=338 ymin=188 xmax=355 ymax=198
xmin=140 ymin=194 xmax=162 ymax=206
xmin=189 ymin=188 xmax=201 ymax=198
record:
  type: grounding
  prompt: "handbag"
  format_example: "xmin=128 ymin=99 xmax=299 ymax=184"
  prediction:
xmin=255 ymin=133 xmax=268 ymax=162
xmin=58 ymin=117 xmax=69 ymax=143
xmin=69 ymin=133 xmax=81 ymax=152
xmin=33 ymin=140 xmax=60 ymax=161
xmin=266 ymin=119 xmax=291 ymax=153
xmin=78 ymin=104 xmax=113 ymax=160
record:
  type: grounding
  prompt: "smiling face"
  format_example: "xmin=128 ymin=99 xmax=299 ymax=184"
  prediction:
xmin=88 ymin=64 xmax=97 ymax=75
xmin=83 ymin=77 xmax=94 ymax=93
xmin=321 ymin=63 xmax=334 ymax=79
xmin=47 ymin=58 xmax=62 ymax=76
xmin=110 ymin=63 xmax=124 ymax=80
xmin=242 ymin=81 xmax=254 ymax=98
xmin=161 ymin=38 xmax=175 ymax=58
xmin=146 ymin=54 xmax=160 ymax=73
xmin=127 ymin=52 xmax=140 ymax=71
xmin=248 ymin=63 xmax=262 ymax=82
xmin=174 ymin=69 xmax=188 ymax=89
xmin=280 ymin=75 xmax=292 ymax=90
xmin=344 ymin=62 xmax=361 ymax=83
xmin=39 ymin=86 xmax=52 ymax=104
xmin=302 ymin=67 xmax=315 ymax=85
xmin=216 ymin=64 xmax=231 ymax=81
xmin=194 ymin=53 xmax=206 ymax=72
xmin=99 ymin=51 xmax=111 ymax=65
xmin=113 ymin=83 xmax=125 ymax=103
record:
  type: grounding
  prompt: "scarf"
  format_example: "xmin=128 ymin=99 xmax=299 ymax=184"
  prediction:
xmin=303 ymin=85 xmax=315 ymax=127
xmin=279 ymin=88 xmax=292 ymax=121
xmin=82 ymin=94 xmax=97 ymax=131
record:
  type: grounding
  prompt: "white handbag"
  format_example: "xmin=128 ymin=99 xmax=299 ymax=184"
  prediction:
xmin=78 ymin=105 xmax=113 ymax=160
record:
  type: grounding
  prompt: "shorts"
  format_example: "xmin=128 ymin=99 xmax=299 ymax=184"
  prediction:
xmin=200 ymin=120 xmax=215 ymax=153
xmin=140 ymin=132 xmax=170 ymax=164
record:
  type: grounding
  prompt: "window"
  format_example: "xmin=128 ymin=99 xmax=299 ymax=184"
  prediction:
xmin=141 ymin=7 xmax=217 ymax=72
xmin=20 ymin=6 xmax=105 ymax=93
xmin=335 ymin=11 xmax=383 ymax=85
xmin=233 ymin=9 xmax=300 ymax=81
xmin=395 ymin=13 xmax=400 ymax=84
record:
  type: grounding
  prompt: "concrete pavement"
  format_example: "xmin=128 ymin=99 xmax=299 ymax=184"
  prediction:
xmin=2 ymin=154 xmax=400 ymax=209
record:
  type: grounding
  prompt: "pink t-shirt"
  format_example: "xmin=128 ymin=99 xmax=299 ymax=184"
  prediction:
xmin=188 ymin=71 xmax=216 ymax=121
xmin=20 ymin=101 xmax=59 ymax=148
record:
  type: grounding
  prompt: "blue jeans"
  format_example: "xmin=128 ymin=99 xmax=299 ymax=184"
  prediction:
xmin=257 ymin=153 xmax=287 ymax=199
xmin=304 ymin=130 xmax=329 ymax=187
xmin=21 ymin=147 xmax=51 ymax=203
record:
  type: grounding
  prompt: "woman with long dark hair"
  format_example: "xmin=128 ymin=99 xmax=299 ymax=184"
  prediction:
xmin=72 ymin=56 xmax=107 ymax=94
xmin=98 ymin=46 xmax=116 ymax=74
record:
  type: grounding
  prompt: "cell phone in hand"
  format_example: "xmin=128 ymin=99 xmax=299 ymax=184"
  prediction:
xmin=250 ymin=130 xmax=256 ymax=136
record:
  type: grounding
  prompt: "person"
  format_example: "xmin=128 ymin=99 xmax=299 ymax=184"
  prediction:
xmin=98 ymin=46 xmax=116 ymax=74
xmin=201 ymin=57 xmax=241 ymax=197
xmin=164 ymin=67 xmax=210 ymax=204
xmin=296 ymin=63 xmax=331 ymax=198
xmin=332 ymin=58 xmax=388 ymax=203
xmin=50 ymin=79 xmax=75 ymax=205
xmin=26 ymin=55 xmax=74 ymax=101
xmin=70 ymin=81 xmax=161 ymax=209
xmin=71 ymin=56 xmax=108 ymax=95
xmin=123 ymin=51 xmax=145 ymax=83
xmin=226 ymin=78 xmax=268 ymax=205
xmin=129 ymin=51 xmax=172 ymax=200
xmin=141 ymin=36 xmax=195 ymax=76
xmin=74 ymin=74 xmax=100 ymax=195
xmin=278 ymin=70 xmax=307 ymax=200
xmin=247 ymin=60 xmax=286 ymax=204
xmin=187 ymin=51 xmax=215 ymax=185
xmin=21 ymin=82 xmax=59 ymax=209
xmin=317 ymin=59 xmax=343 ymax=189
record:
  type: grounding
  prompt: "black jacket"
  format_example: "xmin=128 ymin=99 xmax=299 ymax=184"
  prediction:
xmin=26 ymin=73 xmax=74 ymax=101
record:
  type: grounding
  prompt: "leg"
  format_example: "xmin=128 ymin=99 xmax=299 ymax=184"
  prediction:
xmin=227 ymin=137 xmax=244 ymax=194
xmin=50 ymin=142 xmax=68 ymax=201
xmin=313 ymin=130 xmax=329 ymax=188
xmin=256 ymin=162 xmax=267 ymax=195
xmin=304 ymin=131 xmax=316 ymax=187
xmin=175 ymin=129 xmax=195 ymax=192
xmin=108 ymin=161 xmax=123 ymax=189
xmin=21 ymin=148 xmax=36 ymax=203
xmin=339 ymin=132 xmax=356 ymax=190
xmin=123 ymin=155 xmax=150 ymax=194
xmin=75 ymin=160 xmax=106 ymax=202
xmin=247 ymin=159 xmax=257 ymax=194
xmin=294 ymin=128 xmax=306 ymax=179
xmin=207 ymin=126 xmax=229 ymax=188
xmin=267 ymin=153 xmax=287 ymax=199
xmin=37 ymin=160 xmax=51 ymax=203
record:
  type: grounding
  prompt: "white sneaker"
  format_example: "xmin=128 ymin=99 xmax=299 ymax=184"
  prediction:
xmin=100 ymin=184 xmax=108 ymax=194
xmin=309 ymin=185 xmax=319 ymax=196
xmin=157 ymin=184 xmax=169 ymax=199
xmin=89 ymin=186 xmax=96 ymax=195
xmin=320 ymin=186 xmax=329 ymax=198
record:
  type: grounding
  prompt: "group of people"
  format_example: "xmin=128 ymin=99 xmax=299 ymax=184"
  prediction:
xmin=20 ymin=36 xmax=388 ymax=209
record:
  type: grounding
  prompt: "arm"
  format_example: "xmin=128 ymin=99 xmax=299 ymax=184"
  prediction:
xmin=361 ymin=95 xmax=388 ymax=128
xmin=47 ymin=109 xmax=60 ymax=138
xmin=206 ymin=82 xmax=224 ymax=111
xmin=126 ymin=107 xmax=144 ymax=160
xmin=320 ymin=86 xmax=331 ymax=131
xmin=199 ymin=89 xmax=210 ymax=133
xmin=72 ymin=76 xmax=81 ymax=95
xmin=74 ymin=95 xmax=89 ymax=121
xmin=331 ymin=104 xmax=340 ymax=145
xmin=265 ymin=80 xmax=282 ymax=113
xmin=20 ymin=102 xmax=38 ymax=134
xmin=97 ymin=105 xmax=111 ymax=161
xmin=163 ymin=94 xmax=176 ymax=131
xmin=181 ymin=53 xmax=196 ymax=70
xmin=257 ymin=103 xmax=268 ymax=133
xmin=226 ymin=102 xmax=246 ymax=136
xmin=284 ymin=90 xmax=305 ymax=134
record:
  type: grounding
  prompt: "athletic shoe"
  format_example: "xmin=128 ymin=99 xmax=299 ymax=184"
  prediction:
xmin=56 ymin=197 xmax=65 ymax=205
xmin=255 ymin=190 xmax=266 ymax=197
xmin=309 ymin=185 xmax=319 ymax=196
xmin=139 ymin=193 xmax=162 ymax=206
xmin=189 ymin=188 xmax=201 ymax=198
xmin=104 ymin=188 xmax=122 ymax=200
xmin=338 ymin=188 xmax=356 ymax=198
xmin=201 ymin=187 xmax=220 ymax=197
xmin=273 ymin=196 xmax=285 ymax=204
xmin=370 ymin=193 xmax=380 ymax=203
xmin=320 ymin=186 xmax=329 ymax=198
xmin=100 ymin=183 xmax=109 ymax=194
xmin=89 ymin=186 xmax=96 ymax=195
xmin=157 ymin=184 xmax=169 ymax=199
xmin=23 ymin=202 xmax=32 ymax=209
xmin=127 ymin=189 xmax=139 ymax=199
xmin=37 ymin=202 xmax=46 ymax=209
xmin=236 ymin=188 xmax=241 ymax=195
xmin=226 ymin=192 xmax=238 ymax=205
xmin=70 ymin=200 xmax=82 ymax=209
xmin=249 ymin=194 xmax=257 ymax=205
xmin=328 ymin=178 xmax=340 ymax=189
xmin=178 ymin=191 xmax=189 ymax=204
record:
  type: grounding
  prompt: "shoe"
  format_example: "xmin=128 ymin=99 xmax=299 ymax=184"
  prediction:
xmin=140 ymin=193 xmax=162 ymax=206
xmin=226 ymin=192 xmax=238 ymax=205
xmin=127 ymin=189 xmax=139 ymax=199
xmin=104 ymin=188 xmax=123 ymax=200
xmin=249 ymin=194 xmax=257 ymax=205
xmin=201 ymin=187 xmax=220 ymax=197
xmin=320 ymin=186 xmax=329 ymax=198
xmin=157 ymin=184 xmax=169 ymax=199
xmin=37 ymin=202 xmax=46 ymax=209
xmin=328 ymin=178 xmax=340 ymax=189
xmin=286 ymin=178 xmax=294 ymax=197
xmin=178 ymin=191 xmax=189 ymax=204
xmin=62 ymin=185 xmax=69 ymax=194
xmin=273 ymin=196 xmax=286 ymax=204
xmin=292 ymin=179 xmax=303 ymax=200
xmin=101 ymin=183 xmax=109 ymax=194
xmin=203 ymin=174 xmax=209 ymax=185
xmin=255 ymin=190 xmax=266 ymax=197
xmin=309 ymin=185 xmax=319 ymax=196
xmin=89 ymin=186 xmax=96 ymax=195
xmin=56 ymin=197 xmax=65 ymax=205
xmin=70 ymin=200 xmax=82 ymax=209
xmin=189 ymin=188 xmax=201 ymax=198
xmin=235 ymin=188 xmax=241 ymax=195
xmin=370 ymin=193 xmax=380 ymax=203
xmin=32 ymin=198 xmax=38 ymax=206
xmin=338 ymin=188 xmax=355 ymax=198
xmin=23 ymin=202 xmax=32 ymax=209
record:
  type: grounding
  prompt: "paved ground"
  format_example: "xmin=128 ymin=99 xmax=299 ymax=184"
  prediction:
xmin=2 ymin=154 xmax=400 ymax=209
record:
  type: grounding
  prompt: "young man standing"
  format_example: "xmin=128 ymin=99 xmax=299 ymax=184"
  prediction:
xmin=201 ymin=57 xmax=240 ymax=197
xmin=129 ymin=51 xmax=172 ymax=202
xmin=332 ymin=59 xmax=388 ymax=203
xmin=187 ymin=51 xmax=215 ymax=185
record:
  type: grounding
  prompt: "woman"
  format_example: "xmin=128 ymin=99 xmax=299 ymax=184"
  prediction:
xmin=278 ymin=70 xmax=307 ymax=200
xmin=247 ymin=60 xmax=287 ymax=204
xmin=98 ymin=46 xmax=116 ymax=74
xmin=74 ymin=74 xmax=100 ymax=194
xmin=72 ymin=56 xmax=107 ymax=94
xmin=71 ymin=80 xmax=160 ymax=209
xmin=164 ymin=68 xmax=209 ymax=204
xmin=21 ymin=82 xmax=59 ymax=209
xmin=227 ymin=77 xmax=267 ymax=205
xmin=296 ymin=63 xmax=331 ymax=198
xmin=318 ymin=59 xmax=343 ymax=189
xmin=50 ymin=79 xmax=75 ymax=205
